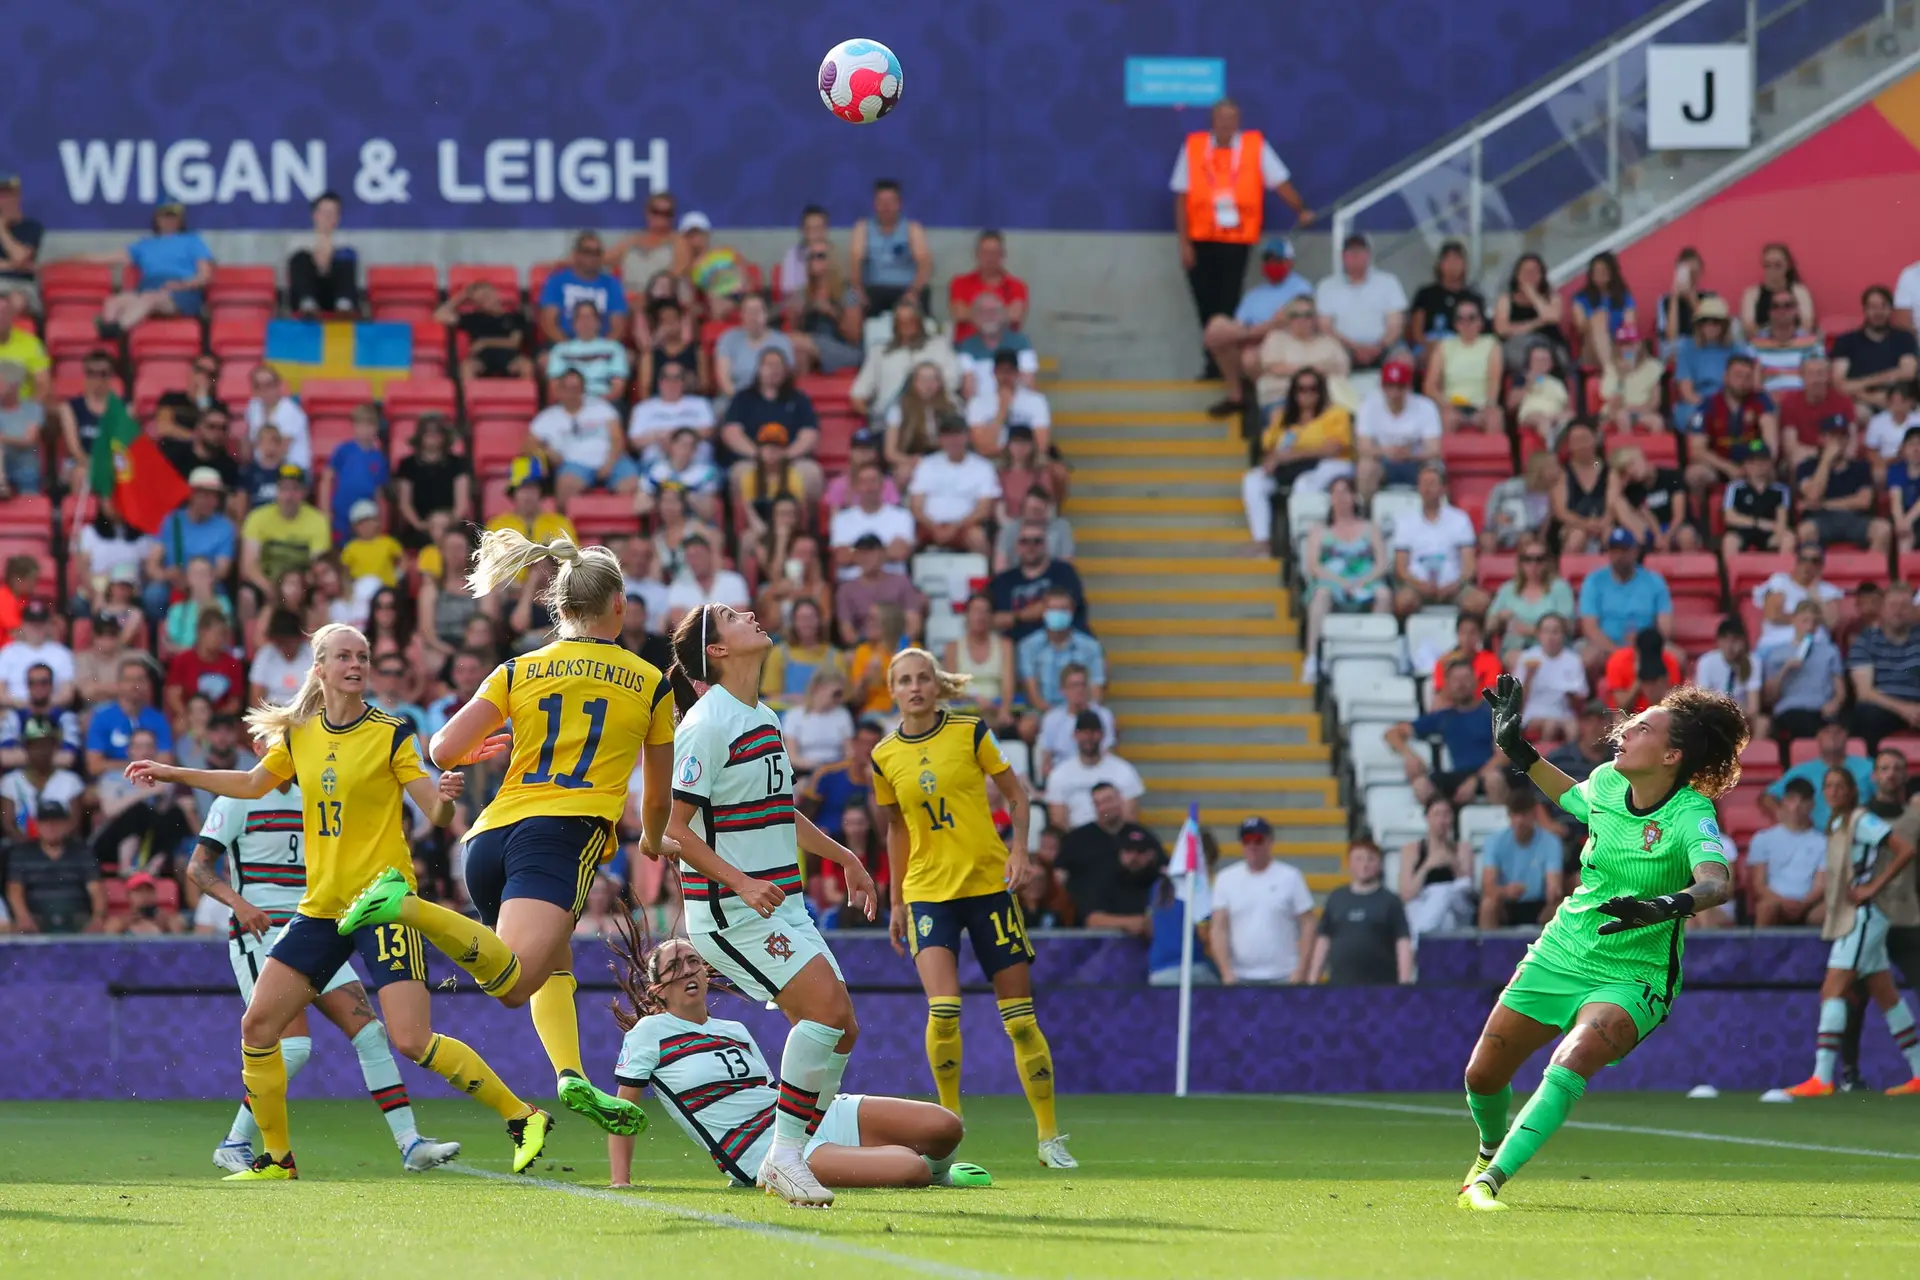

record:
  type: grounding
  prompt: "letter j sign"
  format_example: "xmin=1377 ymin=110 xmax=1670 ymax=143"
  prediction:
xmin=1646 ymin=45 xmax=1752 ymax=150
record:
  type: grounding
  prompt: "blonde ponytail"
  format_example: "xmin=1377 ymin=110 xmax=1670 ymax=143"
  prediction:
xmin=891 ymin=646 xmax=972 ymax=701
xmin=467 ymin=525 xmax=624 ymax=636
xmin=245 ymin=622 xmax=362 ymax=746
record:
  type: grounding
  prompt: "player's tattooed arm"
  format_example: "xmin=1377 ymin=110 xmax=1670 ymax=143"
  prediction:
xmin=188 ymin=840 xmax=272 ymax=937
xmin=1682 ymin=860 xmax=1732 ymax=913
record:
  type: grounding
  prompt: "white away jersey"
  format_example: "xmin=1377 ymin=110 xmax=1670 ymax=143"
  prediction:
xmin=614 ymin=1012 xmax=775 ymax=1185
xmin=197 ymin=786 xmax=307 ymax=934
xmin=672 ymin=686 xmax=802 ymax=933
xmin=1839 ymin=809 xmax=1893 ymax=887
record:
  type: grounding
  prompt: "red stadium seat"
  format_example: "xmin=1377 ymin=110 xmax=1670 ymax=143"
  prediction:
xmin=0 ymin=494 xmax=54 ymax=531
xmin=470 ymin=421 xmax=527 ymax=480
xmin=1899 ymin=552 xmax=1920 ymax=583
xmin=298 ymin=377 xmax=373 ymax=419
xmin=409 ymin=322 xmax=450 ymax=372
xmin=1602 ymin=426 xmax=1679 ymax=468
xmin=385 ymin=374 xmax=457 ymax=419
xmin=801 ymin=373 xmax=856 ymax=416
xmin=208 ymin=314 xmax=268 ymax=362
xmin=1645 ymin=552 xmax=1721 ymax=606
xmin=815 ymin=410 xmax=861 ymax=472
xmin=1821 ymin=551 xmax=1888 ymax=591
xmin=568 ymin=492 xmax=637 ymax=538
xmin=447 ymin=264 xmax=522 ymax=308
xmin=1736 ymin=738 xmax=1783 ymax=786
xmin=528 ymin=261 xmax=563 ymax=309
xmin=128 ymin=316 xmax=203 ymax=362
xmin=309 ymin=414 xmax=358 ymax=465
xmin=44 ymin=315 xmax=107 ymax=363
xmin=366 ymin=265 xmax=440 ymax=311
xmin=51 ymin=362 xmax=122 ymax=400
xmin=216 ymin=364 xmax=255 ymax=409
xmin=39 ymin=261 xmax=114 ymax=310
xmin=1878 ymin=735 xmax=1920 ymax=761
xmin=1784 ymin=738 xmax=1864 ymax=767
xmin=1440 ymin=431 xmax=1514 ymax=480
xmin=1475 ymin=552 xmax=1517 ymax=591
xmin=132 ymin=362 xmax=191 ymax=418
xmin=1716 ymin=787 xmax=1768 ymax=845
xmin=1560 ymin=553 xmax=1606 ymax=595
xmin=1725 ymin=552 xmax=1792 ymax=599
xmin=1671 ymin=610 xmax=1726 ymax=656
xmin=479 ymin=476 xmax=511 ymax=520
xmin=1451 ymin=475 xmax=1501 ymax=534
xmin=208 ymin=264 xmax=277 ymax=318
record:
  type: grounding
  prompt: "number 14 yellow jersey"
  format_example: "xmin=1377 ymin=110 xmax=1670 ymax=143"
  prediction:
xmin=468 ymin=636 xmax=674 ymax=847
xmin=870 ymin=710 xmax=1012 ymax=903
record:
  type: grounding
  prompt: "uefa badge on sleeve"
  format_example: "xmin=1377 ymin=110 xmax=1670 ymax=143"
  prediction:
xmin=677 ymin=756 xmax=702 ymax=787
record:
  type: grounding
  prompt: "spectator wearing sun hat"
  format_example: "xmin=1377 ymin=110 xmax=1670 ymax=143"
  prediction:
xmin=1354 ymin=359 xmax=1442 ymax=501
xmin=1670 ymin=294 xmax=1744 ymax=429
xmin=146 ymin=468 xmax=237 ymax=618
xmin=340 ymin=500 xmax=404 ymax=589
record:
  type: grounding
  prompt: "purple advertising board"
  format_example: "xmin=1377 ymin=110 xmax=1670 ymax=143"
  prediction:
xmin=5 ymin=0 xmax=1663 ymax=231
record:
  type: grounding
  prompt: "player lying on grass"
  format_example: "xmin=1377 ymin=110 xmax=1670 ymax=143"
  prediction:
xmin=1458 ymin=676 xmax=1745 ymax=1212
xmin=1781 ymin=766 xmax=1920 ymax=1098
xmin=604 ymin=918 xmax=990 ymax=1193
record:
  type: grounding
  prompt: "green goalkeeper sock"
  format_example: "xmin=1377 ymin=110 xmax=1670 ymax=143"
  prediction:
xmin=1490 ymin=1064 xmax=1586 ymax=1183
xmin=1465 ymin=1083 xmax=1513 ymax=1151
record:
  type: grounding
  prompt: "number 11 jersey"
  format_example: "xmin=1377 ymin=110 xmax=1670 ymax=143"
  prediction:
xmin=467 ymin=636 xmax=674 ymax=845
xmin=671 ymin=684 xmax=800 ymax=933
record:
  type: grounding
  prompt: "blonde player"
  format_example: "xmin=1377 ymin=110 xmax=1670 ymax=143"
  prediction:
xmin=873 ymin=649 xmax=1073 ymax=1168
xmin=338 ymin=529 xmax=673 ymax=1137
xmin=662 ymin=602 xmax=879 ymax=1208
xmin=190 ymin=778 xmax=460 ymax=1174
xmin=126 ymin=623 xmax=550 ymax=1181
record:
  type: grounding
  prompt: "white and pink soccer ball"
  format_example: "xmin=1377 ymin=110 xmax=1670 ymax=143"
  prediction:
xmin=819 ymin=39 xmax=903 ymax=124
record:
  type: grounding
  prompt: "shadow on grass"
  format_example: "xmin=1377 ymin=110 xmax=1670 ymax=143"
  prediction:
xmin=0 ymin=1207 xmax=152 ymax=1228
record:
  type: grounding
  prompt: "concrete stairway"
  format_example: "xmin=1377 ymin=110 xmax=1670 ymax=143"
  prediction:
xmin=1050 ymin=381 xmax=1350 ymax=890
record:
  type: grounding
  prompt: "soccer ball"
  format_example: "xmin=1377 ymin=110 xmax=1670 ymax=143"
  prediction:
xmin=819 ymin=39 xmax=903 ymax=124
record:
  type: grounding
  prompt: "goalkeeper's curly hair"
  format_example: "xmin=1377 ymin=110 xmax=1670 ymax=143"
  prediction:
xmin=1644 ymin=684 xmax=1751 ymax=799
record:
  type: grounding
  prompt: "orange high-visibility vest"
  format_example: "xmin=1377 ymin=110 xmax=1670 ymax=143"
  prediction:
xmin=1184 ymin=130 xmax=1267 ymax=245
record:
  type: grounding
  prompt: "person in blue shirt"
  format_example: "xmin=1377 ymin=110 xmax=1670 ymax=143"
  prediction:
xmin=1387 ymin=659 xmax=1510 ymax=807
xmin=84 ymin=657 xmax=174 ymax=776
xmin=1570 ymin=250 xmax=1636 ymax=372
xmin=1476 ymin=789 xmax=1564 ymax=929
xmin=1761 ymin=715 xmax=1876 ymax=830
xmin=1886 ymin=424 xmax=1920 ymax=555
xmin=321 ymin=404 xmax=390 ymax=542
xmin=96 ymin=203 xmax=215 ymax=335
xmin=536 ymin=231 xmax=630 ymax=343
xmin=1577 ymin=529 xmax=1673 ymax=677
xmin=142 ymin=468 xmax=238 ymax=618
xmin=796 ymin=724 xmax=882 ymax=838
xmin=1204 ymin=237 xmax=1314 ymax=418
xmin=1669 ymin=296 xmax=1744 ymax=429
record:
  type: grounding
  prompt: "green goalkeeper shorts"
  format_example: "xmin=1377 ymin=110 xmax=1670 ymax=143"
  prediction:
xmin=1497 ymin=952 xmax=1672 ymax=1048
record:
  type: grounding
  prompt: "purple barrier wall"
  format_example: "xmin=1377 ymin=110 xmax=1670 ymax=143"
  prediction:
xmin=3 ymin=933 xmax=1903 ymax=1102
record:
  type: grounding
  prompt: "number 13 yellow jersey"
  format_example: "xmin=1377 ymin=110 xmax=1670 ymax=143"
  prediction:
xmin=259 ymin=708 xmax=425 ymax=919
xmin=870 ymin=710 xmax=1012 ymax=903
xmin=467 ymin=636 xmax=674 ymax=848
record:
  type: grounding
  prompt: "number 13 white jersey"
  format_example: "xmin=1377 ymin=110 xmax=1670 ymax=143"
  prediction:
xmin=671 ymin=685 xmax=801 ymax=934
xmin=614 ymin=1011 xmax=775 ymax=1186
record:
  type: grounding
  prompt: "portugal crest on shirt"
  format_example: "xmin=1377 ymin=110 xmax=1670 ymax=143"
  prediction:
xmin=1641 ymin=821 xmax=1661 ymax=851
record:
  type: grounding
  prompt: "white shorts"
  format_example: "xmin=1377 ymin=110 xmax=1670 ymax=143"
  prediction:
xmin=1829 ymin=907 xmax=1891 ymax=976
xmin=230 ymin=922 xmax=357 ymax=1004
xmin=689 ymin=906 xmax=843 ymax=1001
xmin=736 ymin=1094 xmax=865 ymax=1184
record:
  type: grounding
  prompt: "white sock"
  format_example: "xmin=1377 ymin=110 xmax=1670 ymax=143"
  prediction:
xmin=1815 ymin=998 xmax=1847 ymax=1084
xmin=772 ymin=1020 xmax=843 ymax=1157
xmin=351 ymin=1021 xmax=419 ymax=1146
xmin=228 ymin=1036 xmax=311 ymax=1146
xmin=811 ymin=1050 xmax=852 ymax=1139
xmin=1884 ymin=999 xmax=1920 ymax=1078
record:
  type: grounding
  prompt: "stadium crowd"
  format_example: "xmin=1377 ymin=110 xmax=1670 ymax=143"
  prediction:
xmin=1229 ymin=227 xmax=1920 ymax=933
xmin=0 ymin=177 xmax=1203 ymax=959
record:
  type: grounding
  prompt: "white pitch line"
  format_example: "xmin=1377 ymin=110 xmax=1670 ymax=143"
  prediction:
xmin=444 ymin=1163 xmax=1015 ymax=1280
xmin=1253 ymin=1094 xmax=1920 ymax=1162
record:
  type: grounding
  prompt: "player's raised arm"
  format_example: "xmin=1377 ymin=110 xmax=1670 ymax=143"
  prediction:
xmin=1482 ymin=674 xmax=1579 ymax=805
xmin=125 ymin=757 xmax=285 ymax=800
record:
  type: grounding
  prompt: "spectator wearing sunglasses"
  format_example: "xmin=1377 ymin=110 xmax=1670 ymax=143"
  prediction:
xmin=610 ymin=192 xmax=687 ymax=300
xmin=538 ymin=230 xmax=631 ymax=344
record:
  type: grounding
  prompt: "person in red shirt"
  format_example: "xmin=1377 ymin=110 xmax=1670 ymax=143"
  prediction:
xmin=1601 ymin=626 xmax=1681 ymax=713
xmin=948 ymin=230 xmax=1029 ymax=346
xmin=162 ymin=611 xmax=245 ymax=724
xmin=0 ymin=555 xmax=40 ymax=647
xmin=1685 ymin=353 xmax=1779 ymax=511
xmin=1431 ymin=611 xmax=1502 ymax=692
xmin=1773 ymin=351 xmax=1856 ymax=468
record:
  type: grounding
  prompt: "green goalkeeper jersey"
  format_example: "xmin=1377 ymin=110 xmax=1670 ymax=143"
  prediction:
xmin=1529 ymin=762 xmax=1728 ymax=989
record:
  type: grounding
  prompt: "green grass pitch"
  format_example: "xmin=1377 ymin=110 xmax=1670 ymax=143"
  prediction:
xmin=4 ymin=1093 xmax=1920 ymax=1278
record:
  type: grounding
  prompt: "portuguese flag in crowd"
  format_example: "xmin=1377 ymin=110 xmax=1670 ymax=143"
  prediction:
xmin=87 ymin=394 xmax=190 ymax=534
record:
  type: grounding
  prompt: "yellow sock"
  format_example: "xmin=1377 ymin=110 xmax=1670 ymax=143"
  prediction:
xmin=396 ymin=896 xmax=521 ymax=996
xmin=530 ymin=970 xmax=584 ymax=1083
xmin=415 ymin=1032 xmax=531 ymax=1122
xmin=998 ymin=997 xmax=1057 ymax=1142
xmin=240 ymin=1042 xmax=291 ymax=1159
xmin=925 ymin=997 xmax=964 ymax=1114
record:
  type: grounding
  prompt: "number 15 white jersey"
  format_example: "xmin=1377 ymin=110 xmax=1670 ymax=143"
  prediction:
xmin=671 ymin=685 xmax=802 ymax=934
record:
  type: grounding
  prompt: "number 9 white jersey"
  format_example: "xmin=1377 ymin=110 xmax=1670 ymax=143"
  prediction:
xmin=198 ymin=786 xmax=309 ymax=920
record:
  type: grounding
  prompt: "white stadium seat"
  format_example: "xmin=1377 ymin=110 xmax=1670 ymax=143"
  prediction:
xmin=1370 ymin=490 xmax=1421 ymax=538
xmin=1457 ymin=803 xmax=1508 ymax=852
xmin=1365 ymin=785 xmax=1425 ymax=849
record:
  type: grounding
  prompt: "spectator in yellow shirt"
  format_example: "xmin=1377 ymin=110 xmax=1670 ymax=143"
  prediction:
xmin=339 ymin=500 xmax=403 ymax=588
xmin=239 ymin=465 xmax=331 ymax=603
xmin=0 ymin=293 xmax=49 ymax=398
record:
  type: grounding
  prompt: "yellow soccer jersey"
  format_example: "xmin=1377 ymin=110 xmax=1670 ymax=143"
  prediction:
xmin=466 ymin=636 xmax=673 ymax=848
xmin=259 ymin=707 xmax=426 ymax=919
xmin=870 ymin=710 xmax=1012 ymax=903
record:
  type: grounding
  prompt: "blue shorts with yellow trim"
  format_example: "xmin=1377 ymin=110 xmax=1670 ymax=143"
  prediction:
xmin=463 ymin=815 xmax=615 ymax=927
xmin=908 ymin=891 xmax=1035 ymax=979
xmin=269 ymin=913 xmax=426 ymax=991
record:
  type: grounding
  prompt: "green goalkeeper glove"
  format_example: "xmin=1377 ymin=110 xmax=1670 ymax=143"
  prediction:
xmin=1595 ymin=892 xmax=1695 ymax=935
xmin=1480 ymin=673 xmax=1538 ymax=770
